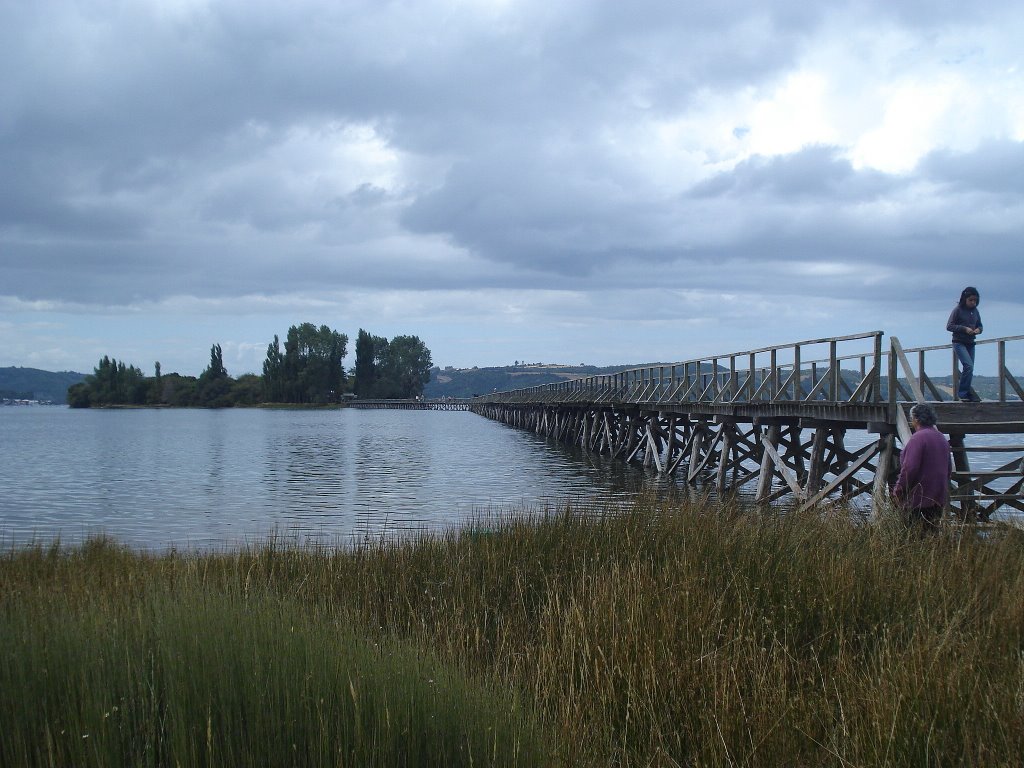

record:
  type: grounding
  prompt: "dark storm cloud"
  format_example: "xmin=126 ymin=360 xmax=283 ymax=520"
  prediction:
xmin=1 ymin=0 xmax=1021 ymax=312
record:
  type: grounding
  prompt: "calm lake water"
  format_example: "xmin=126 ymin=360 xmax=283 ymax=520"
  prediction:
xmin=2 ymin=407 xmax=1020 ymax=550
xmin=1 ymin=407 xmax=671 ymax=550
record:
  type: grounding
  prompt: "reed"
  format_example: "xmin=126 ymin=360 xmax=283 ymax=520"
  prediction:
xmin=3 ymin=499 xmax=1023 ymax=766
xmin=0 ymin=540 xmax=545 ymax=767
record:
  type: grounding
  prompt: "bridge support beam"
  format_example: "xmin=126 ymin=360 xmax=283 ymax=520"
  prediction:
xmin=469 ymin=330 xmax=1024 ymax=520
xmin=472 ymin=403 xmax=900 ymax=511
xmin=471 ymin=398 xmax=1024 ymax=520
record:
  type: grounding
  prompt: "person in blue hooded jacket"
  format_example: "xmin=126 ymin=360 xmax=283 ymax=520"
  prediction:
xmin=946 ymin=286 xmax=983 ymax=402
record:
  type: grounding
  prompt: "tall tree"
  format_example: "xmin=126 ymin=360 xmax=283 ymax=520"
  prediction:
xmin=354 ymin=329 xmax=388 ymax=398
xmin=382 ymin=335 xmax=433 ymax=398
xmin=200 ymin=344 xmax=228 ymax=381
xmin=69 ymin=356 xmax=147 ymax=406
xmin=354 ymin=332 xmax=432 ymax=399
xmin=197 ymin=343 xmax=232 ymax=406
xmin=262 ymin=335 xmax=284 ymax=402
xmin=267 ymin=323 xmax=348 ymax=403
xmin=148 ymin=361 xmax=163 ymax=405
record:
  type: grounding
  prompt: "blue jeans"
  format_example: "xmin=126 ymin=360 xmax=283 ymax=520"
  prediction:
xmin=953 ymin=342 xmax=975 ymax=399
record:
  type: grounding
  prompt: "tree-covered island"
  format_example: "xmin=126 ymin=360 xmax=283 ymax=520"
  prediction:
xmin=67 ymin=323 xmax=432 ymax=408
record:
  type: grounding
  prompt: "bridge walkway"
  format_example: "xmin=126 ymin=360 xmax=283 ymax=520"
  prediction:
xmin=349 ymin=398 xmax=471 ymax=411
xmin=470 ymin=331 xmax=1024 ymax=522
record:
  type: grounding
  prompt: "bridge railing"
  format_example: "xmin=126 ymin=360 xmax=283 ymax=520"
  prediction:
xmin=479 ymin=332 xmax=1024 ymax=410
xmin=480 ymin=331 xmax=888 ymax=406
xmin=350 ymin=398 xmax=473 ymax=410
xmin=887 ymin=334 xmax=1024 ymax=404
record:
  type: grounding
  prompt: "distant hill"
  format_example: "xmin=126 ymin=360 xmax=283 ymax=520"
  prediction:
xmin=424 ymin=363 xmax=652 ymax=399
xmin=0 ymin=367 xmax=88 ymax=404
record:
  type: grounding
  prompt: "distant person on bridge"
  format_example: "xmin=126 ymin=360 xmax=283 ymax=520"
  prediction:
xmin=892 ymin=403 xmax=952 ymax=531
xmin=947 ymin=286 xmax=983 ymax=402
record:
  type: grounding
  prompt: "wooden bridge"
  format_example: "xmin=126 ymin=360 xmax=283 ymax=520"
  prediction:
xmin=349 ymin=398 xmax=471 ymax=411
xmin=470 ymin=332 xmax=1024 ymax=522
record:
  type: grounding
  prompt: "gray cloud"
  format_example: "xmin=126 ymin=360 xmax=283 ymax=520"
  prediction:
xmin=919 ymin=139 xmax=1024 ymax=197
xmin=1 ymin=0 xmax=1021 ymax=373
xmin=687 ymin=146 xmax=899 ymax=201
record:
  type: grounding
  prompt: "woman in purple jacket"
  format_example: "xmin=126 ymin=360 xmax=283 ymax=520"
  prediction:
xmin=946 ymin=286 xmax=983 ymax=402
xmin=892 ymin=403 xmax=952 ymax=530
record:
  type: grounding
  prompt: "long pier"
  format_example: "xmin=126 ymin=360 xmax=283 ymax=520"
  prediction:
xmin=470 ymin=331 xmax=1024 ymax=521
xmin=350 ymin=398 xmax=471 ymax=411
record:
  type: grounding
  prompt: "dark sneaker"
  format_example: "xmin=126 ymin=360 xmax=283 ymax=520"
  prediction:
xmin=959 ymin=397 xmax=973 ymax=403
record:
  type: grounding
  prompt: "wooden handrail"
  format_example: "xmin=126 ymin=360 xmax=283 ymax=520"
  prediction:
xmin=483 ymin=331 xmax=885 ymax=403
xmin=477 ymin=332 xmax=1022 ymax=406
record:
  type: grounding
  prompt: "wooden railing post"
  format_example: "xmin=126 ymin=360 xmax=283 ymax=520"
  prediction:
xmin=873 ymin=332 xmax=883 ymax=403
xmin=999 ymin=340 xmax=1007 ymax=403
xmin=888 ymin=337 xmax=899 ymax=422
xmin=793 ymin=343 xmax=801 ymax=401
xmin=729 ymin=355 xmax=737 ymax=402
xmin=748 ymin=353 xmax=756 ymax=403
xmin=829 ymin=340 xmax=839 ymax=402
xmin=918 ymin=349 xmax=926 ymax=398
xmin=951 ymin=346 xmax=959 ymax=400
xmin=770 ymin=349 xmax=778 ymax=401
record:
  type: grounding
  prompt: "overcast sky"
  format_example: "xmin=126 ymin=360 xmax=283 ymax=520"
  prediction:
xmin=2 ymin=0 xmax=1022 ymax=377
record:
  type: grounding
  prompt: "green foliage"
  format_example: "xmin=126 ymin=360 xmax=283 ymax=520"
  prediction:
xmin=262 ymin=324 xmax=348 ymax=404
xmin=147 ymin=362 xmax=163 ymax=405
xmin=354 ymin=330 xmax=432 ymax=398
xmin=66 ymin=381 xmax=91 ymax=408
xmin=230 ymin=374 xmax=264 ymax=406
xmin=382 ymin=335 xmax=433 ymax=398
xmin=196 ymin=377 xmax=233 ymax=407
xmin=283 ymin=323 xmax=349 ymax=403
xmin=261 ymin=335 xmax=285 ymax=402
xmin=62 ymin=321 xmax=426 ymax=407
xmin=200 ymin=343 xmax=228 ymax=382
xmin=66 ymin=348 xmax=252 ymax=409
xmin=68 ymin=356 xmax=148 ymax=407
xmin=158 ymin=373 xmax=199 ymax=407
xmin=354 ymin=329 xmax=388 ymax=398
xmin=0 ymin=540 xmax=548 ymax=767
xmin=70 ymin=359 xmax=203 ymax=408
xmin=196 ymin=344 xmax=232 ymax=407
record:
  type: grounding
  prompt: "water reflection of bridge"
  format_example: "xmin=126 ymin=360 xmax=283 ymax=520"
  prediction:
xmin=470 ymin=332 xmax=1024 ymax=522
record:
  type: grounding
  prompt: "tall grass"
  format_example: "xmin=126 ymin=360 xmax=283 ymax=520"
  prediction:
xmin=0 ymin=539 xmax=544 ymax=767
xmin=3 ymin=500 xmax=1024 ymax=765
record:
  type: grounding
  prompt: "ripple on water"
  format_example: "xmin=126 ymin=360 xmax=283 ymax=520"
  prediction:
xmin=1 ymin=407 xmax=1019 ymax=550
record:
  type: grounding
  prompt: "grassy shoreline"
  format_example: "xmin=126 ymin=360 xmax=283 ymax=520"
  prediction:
xmin=3 ymin=498 xmax=1024 ymax=765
